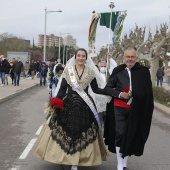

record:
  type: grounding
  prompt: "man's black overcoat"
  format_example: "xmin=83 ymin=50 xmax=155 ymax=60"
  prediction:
xmin=104 ymin=62 xmax=154 ymax=157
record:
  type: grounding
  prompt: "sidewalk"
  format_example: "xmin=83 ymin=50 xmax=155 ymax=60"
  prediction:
xmin=154 ymin=78 xmax=170 ymax=91
xmin=154 ymin=82 xmax=170 ymax=116
xmin=0 ymin=76 xmax=40 ymax=104
xmin=0 ymin=77 xmax=170 ymax=115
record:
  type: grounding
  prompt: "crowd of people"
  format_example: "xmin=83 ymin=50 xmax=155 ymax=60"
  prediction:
xmin=1 ymin=48 xmax=169 ymax=170
xmin=0 ymin=56 xmax=65 ymax=88
xmin=1 ymin=54 xmax=170 ymax=89
xmin=0 ymin=56 xmax=40 ymax=86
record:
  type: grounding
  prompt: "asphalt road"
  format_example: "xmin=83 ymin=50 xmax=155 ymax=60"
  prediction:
xmin=0 ymin=86 xmax=170 ymax=170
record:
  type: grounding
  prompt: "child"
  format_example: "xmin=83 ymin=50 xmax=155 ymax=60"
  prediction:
xmin=47 ymin=70 xmax=55 ymax=97
xmin=48 ymin=65 xmax=64 ymax=97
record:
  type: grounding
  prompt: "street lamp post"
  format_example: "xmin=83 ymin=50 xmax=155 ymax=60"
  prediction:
xmin=58 ymin=32 xmax=70 ymax=63
xmin=66 ymin=48 xmax=68 ymax=64
xmin=43 ymin=7 xmax=62 ymax=62
xmin=65 ymin=47 xmax=73 ymax=64
xmin=63 ymin=35 xmax=71 ymax=65
xmin=63 ymin=45 xmax=65 ymax=65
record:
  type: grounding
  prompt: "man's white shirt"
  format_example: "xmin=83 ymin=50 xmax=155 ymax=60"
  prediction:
xmin=108 ymin=58 xmax=117 ymax=75
xmin=100 ymin=72 xmax=107 ymax=83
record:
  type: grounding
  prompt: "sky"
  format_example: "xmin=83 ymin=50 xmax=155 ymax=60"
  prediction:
xmin=0 ymin=0 xmax=170 ymax=53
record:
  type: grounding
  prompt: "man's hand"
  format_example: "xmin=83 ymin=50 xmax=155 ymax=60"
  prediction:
xmin=120 ymin=92 xmax=130 ymax=99
xmin=107 ymin=53 xmax=111 ymax=59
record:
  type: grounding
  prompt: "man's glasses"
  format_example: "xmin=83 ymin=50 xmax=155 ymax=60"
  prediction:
xmin=125 ymin=56 xmax=136 ymax=59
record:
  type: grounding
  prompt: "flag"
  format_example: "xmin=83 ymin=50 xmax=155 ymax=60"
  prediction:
xmin=112 ymin=11 xmax=127 ymax=44
xmin=100 ymin=12 xmax=119 ymax=31
xmin=88 ymin=13 xmax=100 ymax=43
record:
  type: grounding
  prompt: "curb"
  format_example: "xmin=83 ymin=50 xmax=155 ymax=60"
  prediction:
xmin=154 ymin=101 xmax=170 ymax=116
xmin=0 ymin=83 xmax=39 ymax=104
xmin=0 ymin=85 xmax=169 ymax=117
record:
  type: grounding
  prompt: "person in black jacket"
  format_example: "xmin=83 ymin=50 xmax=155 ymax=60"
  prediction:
xmin=156 ymin=66 xmax=164 ymax=87
xmin=104 ymin=47 xmax=154 ymax=170
xmin=38 ymin=62 xmax=48 ymax=86
xmin=0 ymin=55 xmax=6 ymax=86
xmin=12 ymin=57 xmax=23 ymax=86
xmin=4 ymin=59 xmax=11 ymax=85
xmin=30 ymin=60 xmax=37 ymax=79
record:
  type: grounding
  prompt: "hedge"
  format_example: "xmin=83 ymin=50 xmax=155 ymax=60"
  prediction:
xmin=153 ymin=87 xmax=170 ymax=108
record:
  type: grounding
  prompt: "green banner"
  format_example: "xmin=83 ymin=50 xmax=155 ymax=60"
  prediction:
xmin=100 ymin=12 xmax=119 ymax=31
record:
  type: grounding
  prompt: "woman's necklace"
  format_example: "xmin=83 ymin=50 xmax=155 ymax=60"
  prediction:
xmin=75 ymin=65 xmax=85 ymax=80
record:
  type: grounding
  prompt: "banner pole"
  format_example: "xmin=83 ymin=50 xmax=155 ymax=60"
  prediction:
xmin=106 ymin=2 xmax=115 ymax=79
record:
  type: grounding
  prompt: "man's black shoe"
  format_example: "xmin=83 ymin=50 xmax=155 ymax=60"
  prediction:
xmin=123 ymin=167 xmax=129 ymax=170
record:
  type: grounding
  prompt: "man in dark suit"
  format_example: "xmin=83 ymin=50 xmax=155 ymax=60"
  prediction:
xmin=105 ymin=47 xmax=154 ymax=170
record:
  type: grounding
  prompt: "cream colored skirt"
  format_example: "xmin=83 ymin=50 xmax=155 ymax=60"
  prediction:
xmin=33 ymin=123 xmax=107 ymax=166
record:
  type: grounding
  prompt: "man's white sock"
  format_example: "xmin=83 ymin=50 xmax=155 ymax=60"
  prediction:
xmin=71 ymin=165 xmax=78 ymax=170
xmin=122 ymin=156 xmax=128 ymax=168
xmin=116 ymin=147 xmax=123 ymax=170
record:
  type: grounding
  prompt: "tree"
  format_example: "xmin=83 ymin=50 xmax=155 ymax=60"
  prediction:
xmin=0 ymin=32 xmax=30 ymax=56
xmin=137 ymin=26 xmax=170 ymax=86
xmin=31 ymin=50 xmax=43 ymax=61
xmin=98 ymin=23 xmax=170 ymax=86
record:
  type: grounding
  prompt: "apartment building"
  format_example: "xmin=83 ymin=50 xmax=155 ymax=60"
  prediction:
xmin=38 ymin=34 xmax=63 ymax=48
xmin=38 ymin=34 xmax=76 ymax=48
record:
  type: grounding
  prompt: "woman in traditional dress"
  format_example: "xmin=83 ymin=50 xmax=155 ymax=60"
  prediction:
xmin=34 ymin=48 xmax=110 ymax=170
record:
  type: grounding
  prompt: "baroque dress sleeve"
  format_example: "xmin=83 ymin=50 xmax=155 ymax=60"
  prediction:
xmin=90 ymin=78 xmax=106 ymax=95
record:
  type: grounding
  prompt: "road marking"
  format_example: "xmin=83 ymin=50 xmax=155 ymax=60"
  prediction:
xmin=11 ymin=166 xmax=20 ymax=170
xmin=19 ymin=138 xmax=37 ymax=159
xmin=35 ymin=125 xmax=43 ymax=135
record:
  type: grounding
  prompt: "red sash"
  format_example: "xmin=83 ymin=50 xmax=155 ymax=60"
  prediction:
xmin=114 ymin=98 xmax=131 ymax=109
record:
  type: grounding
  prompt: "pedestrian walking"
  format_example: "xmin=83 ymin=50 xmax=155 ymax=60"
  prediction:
xmin=36 ymin=61 xmax=40 ymax=78
xmin=24 ymin=60 xmax=30 ymax=78
xmin=38 ymin=62 xmax=48 ymax=86
xmin=0 ymin=55 xmax=6 ymax=86
xmin=166 ymin=66 xmax=170 ymax=86
xmin=156 ymin=65 xmax=164 ymax=87
xmin=12 ymin=57 xmax=24 ymax=86
xmin=104 ymin=47 xmax=154 ymax=170
xmin=4 ymin=59 xmax=11 ymax=85
xmin=30 ymin=60 xmax=36 ymax=79
xmin=9 ymin=58 xmax=15 ymax=84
